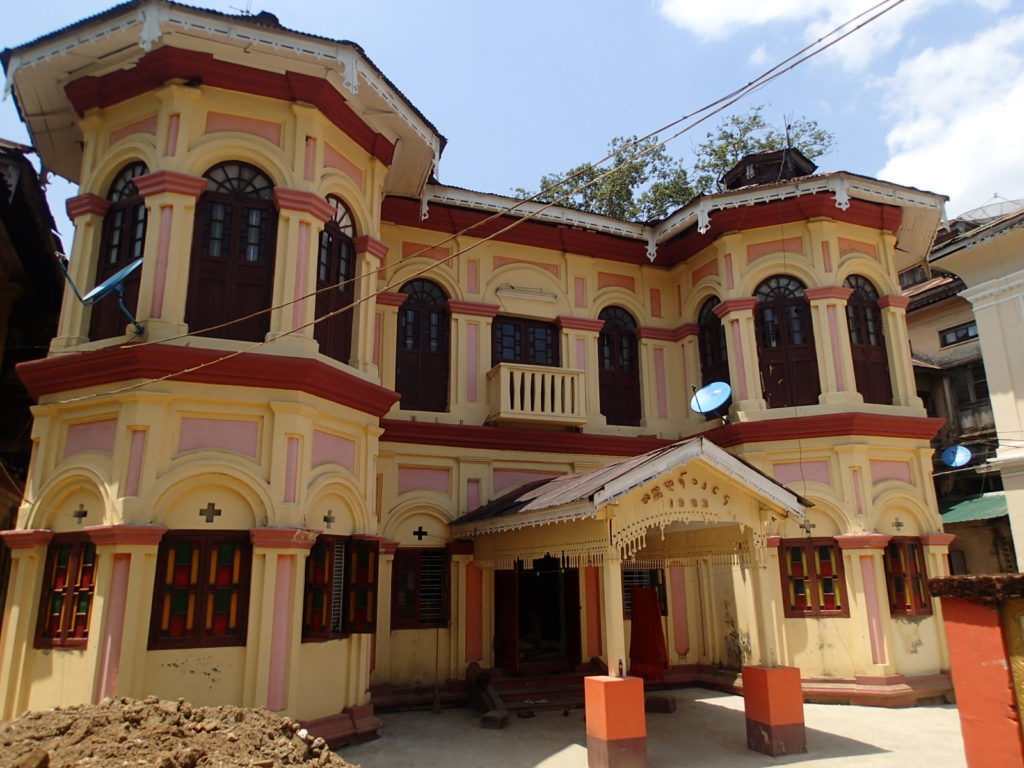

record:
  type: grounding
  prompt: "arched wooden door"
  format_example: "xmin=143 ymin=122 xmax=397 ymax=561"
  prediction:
xmin=186 ymin=162 xmax=277 ymax=342
xmin=314 ymin=195 xmax=355 ymax=364
xmin=395 ymin=279 xmax=449 ymax=412
xmin=90 ymin=162 xmax=147 ymax=340
xmin=697 ymin=297 xmax=729 ymax=387
xmin=754 ymin=275 xmax=820 ymax=408
xmin=598 ymin=306 xmax=641 ymax=426
xmin=844 ymin=275 xmax=892 ymax=404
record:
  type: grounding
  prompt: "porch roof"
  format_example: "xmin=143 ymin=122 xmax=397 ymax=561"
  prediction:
xmin=452 ymin=436 xmax=809 ymax=538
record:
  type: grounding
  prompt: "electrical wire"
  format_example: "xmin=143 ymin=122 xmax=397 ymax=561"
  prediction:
xmin=52 ymin=0 xmax=909 ymax=405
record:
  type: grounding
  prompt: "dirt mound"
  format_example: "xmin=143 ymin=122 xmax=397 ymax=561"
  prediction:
xmin=0 ymin=696 xmax=361 ymax=768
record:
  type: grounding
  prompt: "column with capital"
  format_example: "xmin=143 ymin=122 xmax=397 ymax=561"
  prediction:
xmin=804 ymin=286 xmax=861 ymax=406
xmin=836 ymin=533 xmax=894 ymax=676
xmin=451 ymin=300 xmax=500 ymax=423
xmin=350 ymin=236 xmax=390 ymax=377
xmin=713 ymin=298 xmax=765 ymax=413
xmin=556 ymin=316 xmax=605 ymax=429
xmin=877 ymin=295 xmax=921 ymax=408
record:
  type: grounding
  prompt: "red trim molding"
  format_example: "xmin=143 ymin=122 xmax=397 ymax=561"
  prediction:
xmin=556 ymin=317 xmax=605 ymax=332
xmin=353 ymin=235 xmax=390 ymax=260
xmin=0 ymin=529 xmax=55 ymax=549
xmin=274 ymin=188 xmax=335 ymax=222
xmin=660 ymin=196 xmax=903 ymax=265
xmin=765 ymin=535 xmax=781 ymax=549
xmin=835 ymin=533 xmax=892 ymax=550
xmin=674 ymin=323 xmax=699 ymax=341
xmin=66 ymin=193 xmax=109 ymax=220
xmin=804 ymin=287 xmax=854 ymax=302
xmin=920 ymin=533 xmax=956 ymax=547
xmin=17 ymin=344 xmax=400 ymax=418
xmin=379 ymin=540 xmax=400 ymax=555
xmin=706 ymin=413 xmax=944 ymax=447
xmin=448 ymin=300 xmax=500 ymax=318
xmin=636 ymin=326 xmax=678 ymax=341
xmin=713 ymin=297 xmax=758 ymax=318
xmin=84 ymin=524 xmax=168 ymax=546
xmin=134 ymin=170 xmax=207 ymax=199
xmin=65 ymin=47 xmax=396 ymax=167
xmin=448 ymin=540 xmax=474 ymax=555
xmin=381 ymin=419 xmax=673 ymax=457
xmin=385 ymin=197 xmax=649 ymax=266
xmin=376 ymin=292 xmax=408 ymax=307
xmin=250 ymin=527 xmax=318 ymax=550
xmin=878 ymin=295 xmax=911 ymax=310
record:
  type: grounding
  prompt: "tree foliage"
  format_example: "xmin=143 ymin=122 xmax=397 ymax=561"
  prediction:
xmin=514 ymin=106 xmax=834 ymax=223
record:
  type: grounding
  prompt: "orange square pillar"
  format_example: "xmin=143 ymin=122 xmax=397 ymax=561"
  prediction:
xmin=584 ymin=675 xmax=647 ymax=768
xmin=742 ymin=665 xmax=806 ymax=756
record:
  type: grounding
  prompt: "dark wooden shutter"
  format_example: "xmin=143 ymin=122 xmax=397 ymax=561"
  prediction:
xmin=755 ymin=276 xmax=820 ymax=408
xmin=395 ymin=280 xmax=450 ymax=412
xmin=844 ymin=275 xmax=892 ymax=404
xmin=597 ymin=306 xmax=641 ymax=426
xmin=314 ymin=195 xmax=356 ymax=364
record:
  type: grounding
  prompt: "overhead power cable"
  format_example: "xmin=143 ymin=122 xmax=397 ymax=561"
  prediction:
xmin=54 ymin=0 xmax=908 ymax=405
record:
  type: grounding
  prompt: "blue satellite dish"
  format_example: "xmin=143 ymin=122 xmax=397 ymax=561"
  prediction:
xmin=941 ymin=445 xmax=972 ymax=468
xmin=82 ymin=257 xmax=144 ymax=305
xmin=690 ymin=381 xmax=732 ymax=418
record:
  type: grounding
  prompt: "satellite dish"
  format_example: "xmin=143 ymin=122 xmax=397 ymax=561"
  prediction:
xmin=82 ymin=257 xmax=143 ymax=305
xmin=55 ymin=254 xmax=144 ymax=335
xmin=690 ymin=381 xmax=732 ymax=422
xmin=941 ymin=445 xmax=972 ymax=468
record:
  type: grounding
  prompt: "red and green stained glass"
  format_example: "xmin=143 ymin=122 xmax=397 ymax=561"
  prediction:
xmin=779 ymin=539 xmax=848 ymax=618
xmin=37 ymin=538 xmax=96 ymax=648
xmin=884 ymin=538 xmax=931 ymax=616
xmin=150 ymin=532 xmax=250 ymax=649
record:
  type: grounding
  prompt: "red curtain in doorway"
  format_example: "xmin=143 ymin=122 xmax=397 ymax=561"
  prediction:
xmin=628 ymin=587 xmax=669 ymax=681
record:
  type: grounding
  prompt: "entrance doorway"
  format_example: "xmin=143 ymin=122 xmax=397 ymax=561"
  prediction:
xmin=494 ymin=557 xmax=581 ymax=674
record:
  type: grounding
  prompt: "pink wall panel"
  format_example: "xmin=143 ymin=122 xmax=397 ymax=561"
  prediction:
xmin=669 ymin=567 xmax=689 ymax=657
xmin=178 ymin=418 xmax=258 ymax=457
xmin=267 ymin=555 xmax=294 ymax=711
xmin=492 ymin=469 xmax=556 ymax=495
xmin=124 ymin=430 xmax=147 ymax=497
xmin=870 ymin=460 xmax=912 ymax=485
xmin=398 ymin=466 xmax=451 ymax=495
xmin=311 ymin=430 xmax=356 ymax=473
xmin=771 ymin=460 xmax=832 ymax=487
xmin=64 ymin=419 xmax=117 ymax=460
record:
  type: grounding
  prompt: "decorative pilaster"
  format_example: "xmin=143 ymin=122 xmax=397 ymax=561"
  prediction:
xmin=246 ymin=528 xmax=317 ymax=713
xmin=636 ymin=327 xmax=683 ymax=427
xmin=713 ymin=298 xmax=764 ymax=412
xmin=675 ymin=323 xmax=705 ymax=431
xmin=372 ymin=540 xmax=399 ymax=684
xmin=836 ymin=533 xmax=892 ymax=670
xmin=556 ymin=316 xmax=605 ymax=429
xmin=375 ymin=292 xmax=407 ymax=394
xmin=53 ymin=194 xmax=110 ymax=349
xmin=132 ymin=170 xmax=208 ymax=341
xmin=350 ymin=236 xmax=390 ymax=376
xmin=451 ymin=301 xmax=500 ymax=423
xmin=601 ymin=554 xmax=627 ymax=677
xmin=804 ymin=286 xmax=860 ymax=406
xmin=0 ymin=530 xmax=54 ymax=719
xmin=877 ymin=295 xmax=920 ymax=407
xmin=270 ymin=188 xmax=335 ymax=356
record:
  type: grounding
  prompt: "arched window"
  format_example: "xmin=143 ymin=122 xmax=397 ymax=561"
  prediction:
xmin=186 ymin=162 xmax=277 ymax=342
xmin=90 ymin=162 xmax=148 ymax=340
xmin=844 ymin=275 xmax=892 ymax=404
xmin=754 ymin=275 xmax=820 ymax=408
xmin=598 ymin=306 xmax=641 ymax=426
xmin=315 ymin=195 xmax=356 ymax=364
xmin=396 ymin=279 xmax=449 ymax=412
xmin=697 ymin=297 xmax=729 ymax=387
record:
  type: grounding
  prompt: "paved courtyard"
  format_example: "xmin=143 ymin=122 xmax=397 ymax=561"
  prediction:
xmin=341 ymin=688 xmax=966 ymax=768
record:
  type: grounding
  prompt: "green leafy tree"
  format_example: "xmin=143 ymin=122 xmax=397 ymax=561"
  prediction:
xmin=690 ymin=106 xmax=834 ymax=196
xmin=515 ymin=106 xmax=834 ymax=223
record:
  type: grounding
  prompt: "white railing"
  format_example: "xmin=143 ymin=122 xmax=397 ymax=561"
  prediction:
xmin=486 ymin=363 xmax=587 ymax=426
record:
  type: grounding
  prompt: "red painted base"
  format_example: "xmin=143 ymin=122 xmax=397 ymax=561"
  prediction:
xmin=586 ymin=736 xmax=648 ymax=768
xmin=745 ymin=719 xmax=806 ymax=757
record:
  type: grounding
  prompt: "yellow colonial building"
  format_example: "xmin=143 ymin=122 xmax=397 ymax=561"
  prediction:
xmin=0 ymin=0 xmax=954 ymax=736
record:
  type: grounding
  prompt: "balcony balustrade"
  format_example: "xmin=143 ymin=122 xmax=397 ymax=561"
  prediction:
xmin=486 ymin=362 xmax=587 ymax=427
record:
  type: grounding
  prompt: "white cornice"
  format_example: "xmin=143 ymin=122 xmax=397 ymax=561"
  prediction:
xmin=960 ymin=268 xmax=1024 ymax=312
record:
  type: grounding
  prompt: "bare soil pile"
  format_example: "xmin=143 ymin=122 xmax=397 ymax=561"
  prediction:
xmin=0 ymin=696 xmax=360 ymax=768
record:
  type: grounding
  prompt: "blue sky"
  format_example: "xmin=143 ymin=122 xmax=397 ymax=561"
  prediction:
xmin=1 ymin=0 xmax=1020 ymax=243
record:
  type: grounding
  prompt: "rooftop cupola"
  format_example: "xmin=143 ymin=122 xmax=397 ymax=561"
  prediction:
xmin=721 ymin=147 xmax=817 ymax=190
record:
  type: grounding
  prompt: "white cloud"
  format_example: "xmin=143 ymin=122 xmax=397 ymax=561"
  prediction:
xmin=658 ymin=0 xmax=1003 ymax=71
xmin=875 ymin=14 xmax=1024 ymax=215
xmin=747 ymin=44 xmax=770 ymax=67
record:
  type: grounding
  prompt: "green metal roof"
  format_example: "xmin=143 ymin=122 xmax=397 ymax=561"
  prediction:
xmin=941 ymin=492 xmax=1008 ymax=523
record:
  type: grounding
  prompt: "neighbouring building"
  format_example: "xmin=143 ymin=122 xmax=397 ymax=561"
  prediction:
xmin=0 ymin=139 xmax=63 ymax=634
xmin=0 ymin=0 xmax=956 ymax=735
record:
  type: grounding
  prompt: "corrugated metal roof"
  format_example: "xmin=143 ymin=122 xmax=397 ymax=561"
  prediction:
xmin=941 ymin=492 xmax=1008 ymax=523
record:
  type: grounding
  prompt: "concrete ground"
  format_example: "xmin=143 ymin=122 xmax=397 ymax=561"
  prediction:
xmin=340 ymin=688 xmax=966 ymax=768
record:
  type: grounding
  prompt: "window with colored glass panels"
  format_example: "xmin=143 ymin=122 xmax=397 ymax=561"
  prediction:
xmin=621 ymin=568 xmax=666 ymax=619
xmin=883 ymin=537 xmax=932 ymax=616
xmin=779 ymin=539 xmax=849 ymax=618
xmin=149 ymin=532 xmax=251 ymax=649
xmin=35 ymin=534 xmax=97 ymax=649
xmin=391 ymin=548 xmax=448 ymax=630
xmin=301 ymin=536 xmax=378 ymax=640
xmin=491 ymin=316 xmax=560 ymax=367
